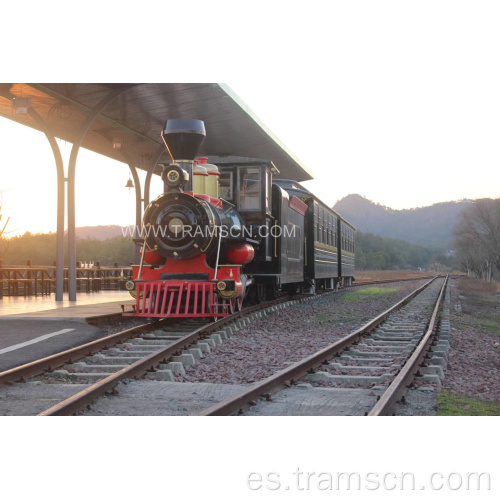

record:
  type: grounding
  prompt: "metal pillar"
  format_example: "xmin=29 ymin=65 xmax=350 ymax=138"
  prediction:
xmin=0 ymin=91 xmax=65 ymax=301
xmin=127 ymin=163 xmax=142 ymax=264
xmin=27 ymin=109 xmax=65 ymax=301
xmin=67 ymin=86 xmax=134 ymax=301
xmin=143 ymin=147 xmax=166 ymax=207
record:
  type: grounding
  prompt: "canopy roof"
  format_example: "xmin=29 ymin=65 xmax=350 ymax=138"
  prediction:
xmin=0 ymin=83 xmax=313 ymax=181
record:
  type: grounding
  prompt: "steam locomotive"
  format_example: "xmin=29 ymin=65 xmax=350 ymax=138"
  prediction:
xmin=123 ymin=119 xmax=355 ymax=319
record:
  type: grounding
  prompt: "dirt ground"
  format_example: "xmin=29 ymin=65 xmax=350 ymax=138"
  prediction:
xmin=355 ymin=270 xmax=439 ymax=281
xmin=437 ymin=276 xmax=500 ymax=415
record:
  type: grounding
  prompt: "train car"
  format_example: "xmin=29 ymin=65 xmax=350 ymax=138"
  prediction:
xmin=272 ymin=180 xmax=356 ymax=293
xmin=123 ymin=119 xmax=355 ymax=320
xmin=338 ymin=218 xmax=355 ymax=286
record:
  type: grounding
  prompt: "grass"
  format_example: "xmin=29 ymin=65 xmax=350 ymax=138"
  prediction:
xmin=342 ymin=287 xmax=397 ymax=302
xmin=315 ymin=312 xmax=330 ymax=323
xmin=353 ymin=287 xmax=397 ymax=295
xmin=477 ymin=318 xmax=500 ymax=335
xmin=437 ymin=390 xmax=500 ymax=416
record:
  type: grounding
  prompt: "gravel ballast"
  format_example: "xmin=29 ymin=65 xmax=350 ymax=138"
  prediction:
xmin=176 ymin=279 xmax=433 ymax=385
xmin=442 ymin=278 xmax=500 ymax=402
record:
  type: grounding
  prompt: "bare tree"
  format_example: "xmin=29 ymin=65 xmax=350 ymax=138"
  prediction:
xmin=0 ymin=197 xmax=9 ymax=238
xmin=0 ymin=215 xmax=9 ymax=238
xmin=453 ymin=199 xmax=500 ymax=281
xmin=0 ymin=195 xmax=11 ymax=261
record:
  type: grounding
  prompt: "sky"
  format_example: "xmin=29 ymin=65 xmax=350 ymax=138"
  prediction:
xmin=1 ymin=1 xmax=499 ymax=236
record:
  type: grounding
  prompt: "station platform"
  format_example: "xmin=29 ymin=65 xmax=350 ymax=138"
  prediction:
xmin=0 ymin=292 xmax=135 ymax=373
xmin=0 ymin=291 xmax=133 ymax=320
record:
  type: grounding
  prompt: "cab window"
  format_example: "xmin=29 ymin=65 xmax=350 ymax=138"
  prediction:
xmin=219 ymin=172 xmax=233 ymax=200
xmin=238 ymin=167 xmax=261 ymax=210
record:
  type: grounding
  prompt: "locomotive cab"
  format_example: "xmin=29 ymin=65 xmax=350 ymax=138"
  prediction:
xmin=219 ymin=161 xmax=277 ymax=264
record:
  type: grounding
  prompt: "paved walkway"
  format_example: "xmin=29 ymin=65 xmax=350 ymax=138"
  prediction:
xmin=0 ymin=292 xmax=134 ymax=372
xmin=0 ymin=291 xmax=133 ymax=319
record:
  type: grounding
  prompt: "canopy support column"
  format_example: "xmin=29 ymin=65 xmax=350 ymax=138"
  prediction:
xmin=27 ymin=109 xmax=65 ymax=302
xmin=127 ymin=163 xmax=142 ymax=264
xmin=0 ymin=90 xmax=66 ymax=302
xmin=67 ymin=86 xmax=135 ymax=301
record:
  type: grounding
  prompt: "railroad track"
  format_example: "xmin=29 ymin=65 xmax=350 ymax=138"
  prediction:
xmin=199 ymin=275 xmax=448 ymax=416
xmin=0 ymin=276 xmax=443 ymax=416
xmin=83 ymin=276 xmax=437 ymax=328
xmin=0 ymin=294 xmax=316 ymax=416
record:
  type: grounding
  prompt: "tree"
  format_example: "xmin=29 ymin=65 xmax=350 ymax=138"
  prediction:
xmin=453 ymin=199 xmax=500 ymax=281
xmin=0 ymin=196 xmax=9 ymax=260
xmin=0 ymin=203 xmax=9 ymax=238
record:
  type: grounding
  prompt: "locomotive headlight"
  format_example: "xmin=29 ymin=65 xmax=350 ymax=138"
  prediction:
xmin=216 ymin=280 xmax=237 ymax=299
xmin=161 ymin=164 xmax=188 ymax=190
xmin=168 ymin=217 xmax=184 ymax=235
xmin=125 ymin=280 xmax=135 ymax=291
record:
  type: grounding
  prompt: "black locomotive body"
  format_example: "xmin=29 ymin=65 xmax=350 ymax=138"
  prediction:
xmin=125 ymin=119 xmax=355 ymax=319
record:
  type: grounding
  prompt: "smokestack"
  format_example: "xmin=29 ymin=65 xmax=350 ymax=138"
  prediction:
xmin=161 ymin=119 xmax=206 ymax=161
xmin=161 ymin=119 xmax=206 ymax=193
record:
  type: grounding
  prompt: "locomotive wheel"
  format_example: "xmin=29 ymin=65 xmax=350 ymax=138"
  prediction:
xmin=234 ymin=297 xmax=243 ymax=312
xmin=211 ymin=292 xmax=220 ymax=321
xmin=212 ymin=293 xmax=235 ymax=320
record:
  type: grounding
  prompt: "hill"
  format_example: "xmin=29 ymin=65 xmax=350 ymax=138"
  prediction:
xmin=333 ymin=194 xmax=471 ymax=248
xmin=68 ymin=225 xmax=125 ymax=240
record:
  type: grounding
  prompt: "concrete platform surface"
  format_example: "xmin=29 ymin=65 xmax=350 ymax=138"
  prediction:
xmin=0 ymin=382 xmax=90 ymax=416
xmin=0 ymin=291 xmax=133 ymax=319
xmin=0 ymin=319 xmax=112 ymax=372
xmin=82 ymin=380 xmax=248 ymax=416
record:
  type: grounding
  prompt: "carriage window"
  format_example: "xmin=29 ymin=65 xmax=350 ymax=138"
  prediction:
xmin=219 ymin=172 xmax=233 ymax=200
xmin=265 ymin=170 xmax=272 ymax=213
xmin=238 ymin=168 xmax=261 ymax=210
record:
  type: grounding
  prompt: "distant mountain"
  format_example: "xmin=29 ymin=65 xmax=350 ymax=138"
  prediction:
xmin=71 ymin=225 xmax=125 ymax=240
xmin=70 ymin=195 xmax=473 ymax=248
xmin=333 ymin=194 xmax=472 ymax=248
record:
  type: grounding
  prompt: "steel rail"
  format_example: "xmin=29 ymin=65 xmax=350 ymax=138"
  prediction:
xmin=1 ymin=275 xmax=438 ymax=412
xmin=37 ymin=295 xmax=309 ymax=416
xmin=1 ymin=276 xmax=437 ymax=386
xmin=367 ymin=275 xmax=448 ymax=416
xmin=352 ymin=276 xmax=437 ymax=287
xmin=85 ymin=276 xmax=437 ymax=326
xmin=199 ymin=276 xmax=439 ymax=416
xmin=1 ymin=292 xmax=312 ymax=389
